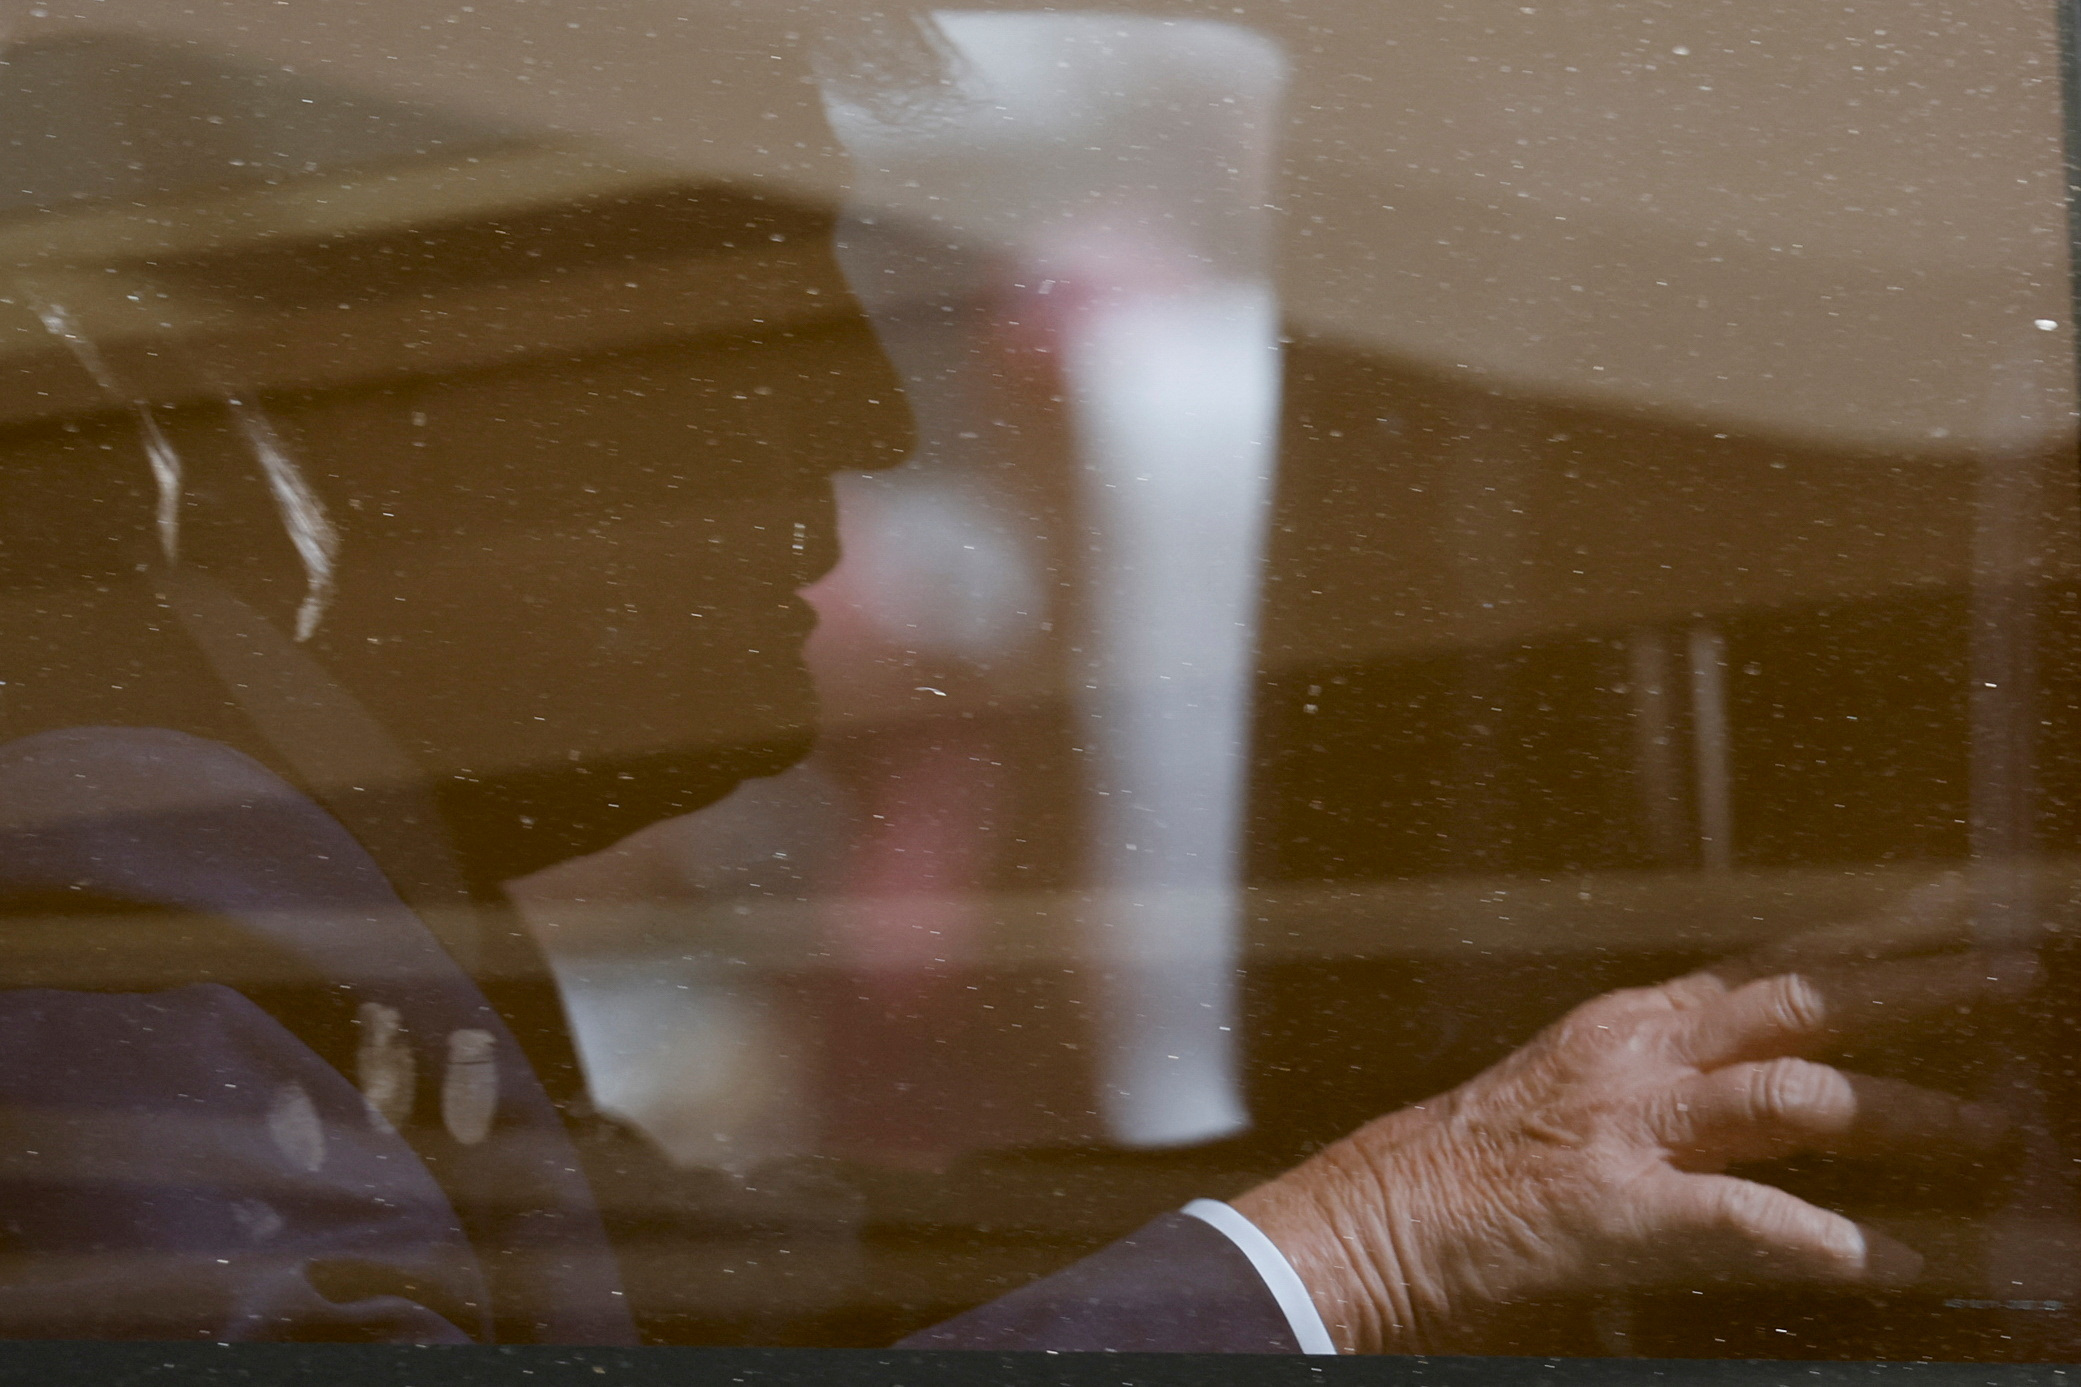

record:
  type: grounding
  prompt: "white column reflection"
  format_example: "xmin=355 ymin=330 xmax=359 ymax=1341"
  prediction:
xmin=827 ymin=14 xmax=1288 ymax=1148
xmin=1686 ymin=623 xmax=1732 ymax=874
xmin=1625 ymin=629 xmax=1685 ymax=864
xmin=1065 ymin=281 xmax=1278 ymax=1145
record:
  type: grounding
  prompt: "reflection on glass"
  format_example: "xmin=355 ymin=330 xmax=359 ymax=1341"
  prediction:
xmin=828 ymin=11 xmax=1287 ymax=1150
xmin=0 ymin=0 xmax=2069 ymax=1364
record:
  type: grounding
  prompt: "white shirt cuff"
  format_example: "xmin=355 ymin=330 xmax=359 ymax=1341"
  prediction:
xmin=1180 ymin=1198 xmax=1338 ymax=1354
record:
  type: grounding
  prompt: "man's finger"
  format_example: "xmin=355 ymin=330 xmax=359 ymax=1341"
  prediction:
xmin=1652 ymin=1058 xmax=2008 ymax=1167
xmin=1646 ymin=1172 xmax=1924 ymax=1287
xmin=1674 ymin=952 xmax=2037 ymax=1066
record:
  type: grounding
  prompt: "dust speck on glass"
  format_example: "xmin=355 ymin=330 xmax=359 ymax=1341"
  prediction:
xmin=0 ymin=0 xmax=2070 ymax=1363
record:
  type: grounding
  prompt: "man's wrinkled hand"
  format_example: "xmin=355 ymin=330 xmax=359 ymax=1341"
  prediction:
xmin=1233 ymin=890 xmax=2029 ymax=1354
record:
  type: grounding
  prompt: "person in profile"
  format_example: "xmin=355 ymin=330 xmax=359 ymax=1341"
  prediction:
xmin=0 ymin=27 xmax=2024 ymax=1352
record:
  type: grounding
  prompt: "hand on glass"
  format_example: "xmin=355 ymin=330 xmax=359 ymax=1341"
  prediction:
xmin=1233 ymin=876 xmax=2030 ymax=1354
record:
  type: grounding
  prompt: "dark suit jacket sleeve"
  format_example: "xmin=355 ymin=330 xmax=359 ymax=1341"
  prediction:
xmin=895 ymin=1210 xmax=1303 ymax=1353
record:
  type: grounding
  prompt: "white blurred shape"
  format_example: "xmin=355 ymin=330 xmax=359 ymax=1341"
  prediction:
xmin=23 ymin=295 xmax=184 ymax=562
xmin=229 ymin=399 xmax=340 ymax=641
xmin=829 ymin=12 xmax=1287 ymax=1148
xmin=1068 ymin=281 xmax=1279 ymax=1146
xmin=824 ymin=467 xmax=1045 ymax=666
xmin=556 ymin=957 xmax=809 ymax=1170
